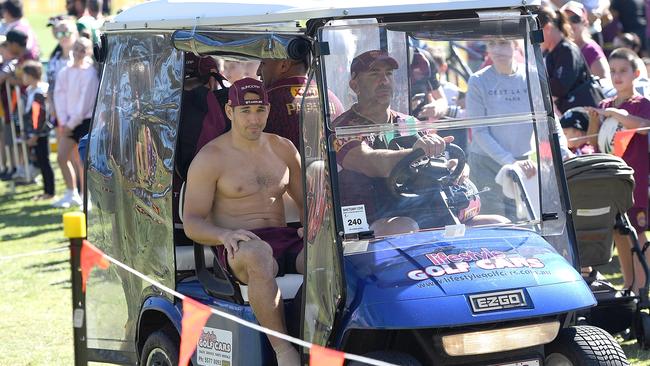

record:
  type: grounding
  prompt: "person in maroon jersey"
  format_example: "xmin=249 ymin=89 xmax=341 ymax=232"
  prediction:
xmin=256 ymin=54 xmax=343 ymax=148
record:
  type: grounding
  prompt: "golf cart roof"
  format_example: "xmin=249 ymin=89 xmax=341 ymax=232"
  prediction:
xmin=106 ymin=0 xmax=540 ymax=32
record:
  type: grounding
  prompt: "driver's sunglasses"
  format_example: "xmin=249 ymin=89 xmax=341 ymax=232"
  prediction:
xmin=55 ymin=31 xmax=72 ymax=39
xmin=568 ymin=14 xmax=583 ymax=24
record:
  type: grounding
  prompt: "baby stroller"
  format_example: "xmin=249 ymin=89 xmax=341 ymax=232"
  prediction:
xmin=564 ymin=153 xmax=650 ymax=348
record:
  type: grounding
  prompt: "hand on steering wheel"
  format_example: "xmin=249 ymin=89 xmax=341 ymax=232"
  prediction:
xmin=413 ymin=134 xmax=454 ymax=157
xmin=387 ymin=142 xmax=466 ymax=197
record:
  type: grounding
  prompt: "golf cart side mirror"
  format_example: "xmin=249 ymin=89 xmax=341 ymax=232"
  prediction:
xmin=193 ymin=243 xmax=236 ymax=298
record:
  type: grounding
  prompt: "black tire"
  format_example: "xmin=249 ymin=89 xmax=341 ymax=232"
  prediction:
xmin=140 ymin=326 xmax=180 ymax=366
xmin=347 ymin=351 xmax=421 ymax=366
xmin=545 ymin=326 xmax=629 ymax=366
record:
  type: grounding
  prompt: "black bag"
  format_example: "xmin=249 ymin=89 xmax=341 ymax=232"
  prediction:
xmin=557 ymin=74 xmax=605 ymax=113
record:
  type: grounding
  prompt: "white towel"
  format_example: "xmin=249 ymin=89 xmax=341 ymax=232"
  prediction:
xmin=495 ymin=163 xmax=540 ymax=220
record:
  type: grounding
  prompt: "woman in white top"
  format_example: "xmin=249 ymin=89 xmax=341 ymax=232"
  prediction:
xmin=47 ymin=19 xmax=76 ymax=119
xmin=52 ymin=37 xmax=99 ymax=208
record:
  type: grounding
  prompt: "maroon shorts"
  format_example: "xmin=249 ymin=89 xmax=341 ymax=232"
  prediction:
xmin=629 ymin=206 xmax=649 ymax=232
xmin=216 ymin=227 xmax=303 ymax=277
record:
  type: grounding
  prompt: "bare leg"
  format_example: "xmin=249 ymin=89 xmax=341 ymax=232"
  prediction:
xmin=295 ymin=249 xmax=305 ymax=275
xmin=73 ymin=146 xmax=84 ymax=193
xmin=57 ymin=136 xmax=77 ymax=191
xmin=466 ymin=214 xmax=510 ymax=226
xmin=371 ymin=216 xmax=419 ymax=237
xmin=228 ymin=240 xmax=299 ymax=366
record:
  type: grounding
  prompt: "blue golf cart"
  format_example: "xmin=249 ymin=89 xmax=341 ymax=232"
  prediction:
xmin=82 ymin=0 xmax=629 ymax=365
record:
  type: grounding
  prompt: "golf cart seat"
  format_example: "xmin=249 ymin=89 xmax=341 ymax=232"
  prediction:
xmin=175 ymin=181 xmax=303 ymax=302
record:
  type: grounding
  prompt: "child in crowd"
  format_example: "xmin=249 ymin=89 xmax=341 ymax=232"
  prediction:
xmin=21 ymin=60 xmax=53 ymax=200
xmin=560 ymin=107 xmax=596 ymax=155
xmin=586 ymin=47 xmax=650 ymax=293
xmin=53 ymin=37 xmax=98 ymax=208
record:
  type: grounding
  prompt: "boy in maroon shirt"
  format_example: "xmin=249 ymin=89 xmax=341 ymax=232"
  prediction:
xmin=587 ymin=48 xmax=650 ymax=293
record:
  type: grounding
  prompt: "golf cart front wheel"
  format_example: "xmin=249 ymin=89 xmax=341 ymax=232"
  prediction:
xmin=545 ymin=326 xmax=628 ymax=366
xmin=140 ymin=326 xmax=180 ymax=366
xmin=348 ymin=351 xmax=421 ymax=366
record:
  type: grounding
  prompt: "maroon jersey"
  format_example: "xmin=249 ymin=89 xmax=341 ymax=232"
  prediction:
xmin=264 ymin=76 xmax=343 ymax=148
xmin=600 ymin=95 xmax=650 ymax=230
xmin=332 ymin=107 xmax=416 ymax=224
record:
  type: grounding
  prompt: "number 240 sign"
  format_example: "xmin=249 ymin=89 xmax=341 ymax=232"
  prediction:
xmin=341 ymin=205 xmax=369 ymax=234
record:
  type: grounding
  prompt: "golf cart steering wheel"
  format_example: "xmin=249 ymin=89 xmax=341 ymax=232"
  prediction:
xmin=388 ymin=143 xmax=466 ymax=197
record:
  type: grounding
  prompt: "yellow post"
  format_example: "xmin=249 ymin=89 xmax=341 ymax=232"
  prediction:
xmin=63 ymin=212 xmax=88 ymax=366
xmin=63 ymin=212 xmax=87 ymax=239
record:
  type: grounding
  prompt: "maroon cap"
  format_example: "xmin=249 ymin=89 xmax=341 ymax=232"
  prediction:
xmin=185 ymin=53 xmax=219 ymax=77
xmin=228 ymin=77 xmax=269 ymax=107
xmin=350 ymin=50 xmax=399 ymax=77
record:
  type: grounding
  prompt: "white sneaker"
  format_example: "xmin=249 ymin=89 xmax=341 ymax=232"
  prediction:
xmin=52 ymin=190 xmax=82 ymax=208
xmin=71 ymin=191 xmax=83 ymax=207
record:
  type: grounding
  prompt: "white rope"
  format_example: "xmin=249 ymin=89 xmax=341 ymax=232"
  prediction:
xmin=0 ymin=246 xmax=67 ymax=261
xmin=101 ymin=252 xmax=398 ymax=366
xmin=566 ymin=125 xmax=650 ymax=142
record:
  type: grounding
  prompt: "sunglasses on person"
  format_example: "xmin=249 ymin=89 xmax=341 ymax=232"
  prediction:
xmin=568 ymin=14 xmax=583 ymax=24
xmin=55 ymin=31 xmax=72 ymax=40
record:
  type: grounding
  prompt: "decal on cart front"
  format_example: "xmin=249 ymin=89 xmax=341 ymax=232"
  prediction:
xmin=407 ymin=248 xmax=550 ymax=283
xmin=197 ymin=327 xmax=233 ymax=366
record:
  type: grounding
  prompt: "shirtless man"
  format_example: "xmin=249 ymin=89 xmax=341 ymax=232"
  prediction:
xmin=183 ymin=77 xmax=303 ymax=366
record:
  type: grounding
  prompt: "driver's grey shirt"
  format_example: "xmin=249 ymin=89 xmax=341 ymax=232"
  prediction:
xmin=466 ymin=65 xmax=534 ymax=166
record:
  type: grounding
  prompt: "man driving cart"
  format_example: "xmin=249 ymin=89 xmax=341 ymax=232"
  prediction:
xmin=333 ymin=49 xmax=506 ymax=236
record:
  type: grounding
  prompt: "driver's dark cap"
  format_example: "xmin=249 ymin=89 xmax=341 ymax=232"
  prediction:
xmin=560 ymin=107 xmax=589 ymax=132
xmin=350 ymin=50 xmax=399 ymax=78
xmin=228 ymin=77 xmax=269 ymax=107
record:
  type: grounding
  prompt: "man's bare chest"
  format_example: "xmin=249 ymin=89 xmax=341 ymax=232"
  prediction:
xmin=217 ymin=154 xmax=289 ymax=198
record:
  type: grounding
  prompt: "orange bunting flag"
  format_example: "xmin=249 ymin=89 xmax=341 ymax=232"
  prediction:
xmin=80 ymin=240 xmax=110 ymax=292
xmin=310 ymin=345 xmax=345 ymax=366
xmin=613 ymin=129 xmax=637 ymax=157
xmin=179 ymin=297 xmax=212 ymax=366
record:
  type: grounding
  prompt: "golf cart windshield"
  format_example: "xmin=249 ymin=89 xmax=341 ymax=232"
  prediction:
xmin=317 ymin=16 xmax=567 ymax=242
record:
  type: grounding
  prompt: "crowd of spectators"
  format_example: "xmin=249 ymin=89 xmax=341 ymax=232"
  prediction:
xmin=542 ymin=0 xmax=650 ymax=294
xmin=401 ymin=0 xmax=650 ymax=293
xmin=0 ymin=0 xmax=104 ymax=208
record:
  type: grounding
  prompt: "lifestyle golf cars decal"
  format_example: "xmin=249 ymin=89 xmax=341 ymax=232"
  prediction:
xmin=197 ymin=327 xmax=233 ymax=366
xmin=407 ymin=247 xmax=546 ymax=281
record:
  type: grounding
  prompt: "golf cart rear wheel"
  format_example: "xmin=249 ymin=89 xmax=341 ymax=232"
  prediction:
xmin=348 ymin=351 xmax=421 ymax=366
xmin=140 ymin=326 xmax=180 ymax=366
xmin=545 ymin=326 xmax=629 ymax=366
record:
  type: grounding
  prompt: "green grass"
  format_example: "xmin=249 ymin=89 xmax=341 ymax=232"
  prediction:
xmin=26 ymin=12 xmax=57 ymax=61
xmin=0 ymin=159 xmax=74 ymax=365
xmin=1 ymin=156 xmax=650 ymax=365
